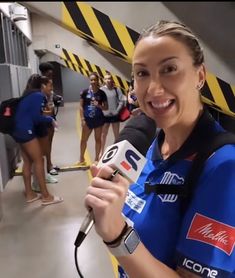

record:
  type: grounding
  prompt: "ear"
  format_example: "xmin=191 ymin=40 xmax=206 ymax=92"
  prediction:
xmin=197 ymin=63 xmax=206 ymax=89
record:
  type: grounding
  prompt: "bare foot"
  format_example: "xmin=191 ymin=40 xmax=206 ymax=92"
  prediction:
xmin=26 ymin=193 xmax=41 ymax=203
xmin=41 ymin=195 xmax=63 ymax=206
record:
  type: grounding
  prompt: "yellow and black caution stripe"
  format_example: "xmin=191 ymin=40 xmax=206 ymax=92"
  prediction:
xmin=62 ymin=1 xmax=139 ymax=63
xmin=62 ymin=2 xmax=235 ymax=117
xmin=61 ymin=48 xmax=130 ymax=92
xmin=202 ymin=73 xmax=235 ymax=117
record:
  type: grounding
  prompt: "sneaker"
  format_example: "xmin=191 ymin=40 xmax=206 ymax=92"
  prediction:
xmin=48 ymin=168 xmax=58 ymax=175
xmin=46 ymin=173 xmax=58 ymax=184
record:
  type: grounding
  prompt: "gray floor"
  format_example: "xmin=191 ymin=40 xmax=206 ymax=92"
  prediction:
xmin=0 ymin=103 xmax=119 ymax=278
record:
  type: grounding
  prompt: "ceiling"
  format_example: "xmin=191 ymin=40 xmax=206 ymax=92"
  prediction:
xmin=164 ymin=2 xmax=235 ymax=73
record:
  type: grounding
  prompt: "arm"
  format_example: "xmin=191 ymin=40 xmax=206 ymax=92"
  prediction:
xmin=94 ymin=93 xmax=108 ymax=111
xmin=31 ymin=94 xmax=54 ymax=125
xmin=118 ymin=244 xmax=180 ymax=278
xmin=174 ymin=154 xmax=235 ymax=277
xmin=116 ymin=88 xmax=126 ymax=113
xmin=85 ymin=165 xmax=180 ymax=278
xmin=79 ymin=98 xmax=85 ymax=124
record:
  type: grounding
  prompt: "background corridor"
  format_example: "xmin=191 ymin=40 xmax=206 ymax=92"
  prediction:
xmin=0 ymin=102 xmax=118 ymax=278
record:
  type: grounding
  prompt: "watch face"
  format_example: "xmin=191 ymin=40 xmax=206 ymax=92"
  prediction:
xmin=124 ymin=229 xmax=140 ymax=254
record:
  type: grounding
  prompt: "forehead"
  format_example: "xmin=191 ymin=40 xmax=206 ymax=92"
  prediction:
xmin=90 ymin=75 xmax=98 ymax=80
xmin=44 ymin=79 xmax=52 ymax=86
xmin=104 ymin=75 xmax=112 ymax=79
xmin=133 ymin=35 xmax=191 ymax=64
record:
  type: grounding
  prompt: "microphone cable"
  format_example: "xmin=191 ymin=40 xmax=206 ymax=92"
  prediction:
xmin=74 ymin=169 xmax=119 ymax=277
xmin=74 ymin=246 xmax=84 ymax=278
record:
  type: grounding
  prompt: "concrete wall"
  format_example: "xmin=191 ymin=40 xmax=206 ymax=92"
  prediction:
xmin=30 ymin=13 xmax=132 ymax=80
xmin=61 ymin=66 xmax=89 ymax=103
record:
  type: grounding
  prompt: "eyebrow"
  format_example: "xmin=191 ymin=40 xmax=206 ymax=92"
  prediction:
xmin=133 ymin=56 xmax=178 ymax=67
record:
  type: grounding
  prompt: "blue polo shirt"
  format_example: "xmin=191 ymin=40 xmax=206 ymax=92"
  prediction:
xmin=12 ymin=92 xmax=53 ymax=143
xmin=120 ymin=110 xmax=235 ymax=277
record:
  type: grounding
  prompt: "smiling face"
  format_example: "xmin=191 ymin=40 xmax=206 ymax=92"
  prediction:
xmin=41 ymin=79 xmax=53 ymax=97
xmin=90 ymin=74 xmax=99 ymax=90
xmin=132 ymin=35 xmax=205 ymax=130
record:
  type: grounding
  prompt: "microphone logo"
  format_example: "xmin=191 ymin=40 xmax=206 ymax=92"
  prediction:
xmin=121 ymin=150 xmax=141 ymax=171
xmin=101 ymin=145 xmax=119 ymax=163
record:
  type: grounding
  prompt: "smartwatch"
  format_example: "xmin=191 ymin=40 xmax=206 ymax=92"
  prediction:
xmin=106 ymin=226 xmax=140 ymax=257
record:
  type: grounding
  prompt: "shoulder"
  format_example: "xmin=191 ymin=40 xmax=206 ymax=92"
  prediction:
xmin=80 ymin=89 xmax=88 ymax=96
xmin=100 ymin=86 xmax=108 ymax=94
xmin=116 ymin=87 xmax=123 ymax=95
xmin=208 ymin=144 xmax=235 ymax=167
xmin=25 ymin=91 xmax=44 ymax=101
xmin=98 ymin=89 xmax=107 ymax=97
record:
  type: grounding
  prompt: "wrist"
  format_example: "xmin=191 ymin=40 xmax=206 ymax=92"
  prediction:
xmin=103 ymin=222 xmax=128 ymax=246
xmin=104 ymin=223 xmax=141 ymax=257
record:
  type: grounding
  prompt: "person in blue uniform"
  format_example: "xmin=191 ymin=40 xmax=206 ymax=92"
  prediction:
xmin=76 ymin=72 xmax=108 ymax=167
xmin=84 ymin=20 xmax=235 ymax=277
xmin=12 ymin=74 xmax=63 ymax=205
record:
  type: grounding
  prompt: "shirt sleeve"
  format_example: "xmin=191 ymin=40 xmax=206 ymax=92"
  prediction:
xmin=175 ymin=153 xmax=235 ymax=277
xmin=100 ymin=90 xmax=107 ymax=103
xmin=116 ymin=88 xmax=125 ymax=113
xmin=31 ymin=94 xmax=53 ymax=125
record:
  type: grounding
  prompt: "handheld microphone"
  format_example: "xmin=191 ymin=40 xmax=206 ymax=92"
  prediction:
xmin=74 ymin=113 xmax=156 ymax=247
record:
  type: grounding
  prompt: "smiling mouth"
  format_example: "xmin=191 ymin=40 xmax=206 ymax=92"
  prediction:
xmin=150 ymin=99 xmax=175 ymax=111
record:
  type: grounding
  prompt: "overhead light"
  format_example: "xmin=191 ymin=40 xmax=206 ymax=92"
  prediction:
xmin=9 ymin=3 xmax=27 ymax=22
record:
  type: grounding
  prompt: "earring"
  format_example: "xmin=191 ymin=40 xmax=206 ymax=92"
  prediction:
xmin=196 ymin=83 xmax=203 ymax=90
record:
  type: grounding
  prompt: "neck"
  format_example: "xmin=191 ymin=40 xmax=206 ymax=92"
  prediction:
xmin=161 ymin=107 xmax=203 ymax=159
xmin=90 ymin=86 xmax=98 ymax=92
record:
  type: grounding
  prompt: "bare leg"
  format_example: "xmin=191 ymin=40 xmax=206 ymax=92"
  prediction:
xmin=111 ymin=122 xmax=120 ymax=142
xmin=20 ymin=149 xmax=38 ymax=201
xmin=94 ymin=126 xmax=103 ymax=162
xmin=80 ymin=123 xmax=92 ymax=162
xmin=46 ymin=126 xmax=55 ymax=172
xmin=100 ymin=123 xmax=110 ymax=158
xmin=21 ymin=138 xmax=55 ymax=202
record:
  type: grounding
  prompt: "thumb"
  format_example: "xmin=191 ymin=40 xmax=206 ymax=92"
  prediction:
xmin=90 ymin=164 xmax=99 ymax=177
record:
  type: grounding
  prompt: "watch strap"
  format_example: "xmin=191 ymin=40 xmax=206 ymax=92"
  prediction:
xmin=106 ymin=226 xmax=140 ymax=257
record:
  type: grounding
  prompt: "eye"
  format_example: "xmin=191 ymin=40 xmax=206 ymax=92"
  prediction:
xmin=160 ymin=65 xmax=177 ymax=74
xmin=135 ymin=70 xmax=149 ymax=78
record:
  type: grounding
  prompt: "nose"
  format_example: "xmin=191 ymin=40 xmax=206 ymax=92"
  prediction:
xmin=147 ymin=77 xmax=164 ymax=96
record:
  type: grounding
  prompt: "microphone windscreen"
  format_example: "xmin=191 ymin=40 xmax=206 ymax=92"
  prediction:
xmin=115 ymin=113 xmax=156 ymax=156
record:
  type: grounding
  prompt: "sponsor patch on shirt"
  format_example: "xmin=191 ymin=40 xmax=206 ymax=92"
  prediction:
xmin=158 ymin=171 xmax=184 ymax=203
xmin=187 ymin=213 xmax=235 ymax=255
xmin=125 ymin=190 xmax=146 ymax=213
xmin=176 ymin=252 xmax=231 ymax=278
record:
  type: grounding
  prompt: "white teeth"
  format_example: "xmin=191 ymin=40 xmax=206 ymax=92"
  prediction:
xmin=151 ymin=100 xmax=171 ymax=109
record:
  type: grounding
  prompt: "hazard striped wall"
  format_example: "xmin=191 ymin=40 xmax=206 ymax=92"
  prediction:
xmin=62 ymin=2 xmax=139 ymax=64
xmin=61 ymin=48 xmax=129 ymax=93
xmin=62 ymin=1 xmax=235 ymax=117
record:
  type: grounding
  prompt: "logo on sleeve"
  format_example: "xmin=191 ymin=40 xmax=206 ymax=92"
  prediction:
xmin=187 ymin=213 xmax=235 ymax=255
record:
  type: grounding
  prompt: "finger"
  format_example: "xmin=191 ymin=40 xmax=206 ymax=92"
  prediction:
xmin=87 ymin=187 xmax=120 ymax=203
xmin=96 ymin=165 xmax=117 ymax=180
xmin=90 ymin=164 xmax=99 ymax=177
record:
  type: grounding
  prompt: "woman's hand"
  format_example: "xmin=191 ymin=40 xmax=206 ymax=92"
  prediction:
xmin=85 ymin=165 xmax=130 ymax=242
xmin=81 ymin=118 xmax=86 ymax=127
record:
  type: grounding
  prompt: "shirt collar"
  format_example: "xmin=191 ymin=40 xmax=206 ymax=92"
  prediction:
xmin=151 ymin=108 xmax=220 ymax=163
